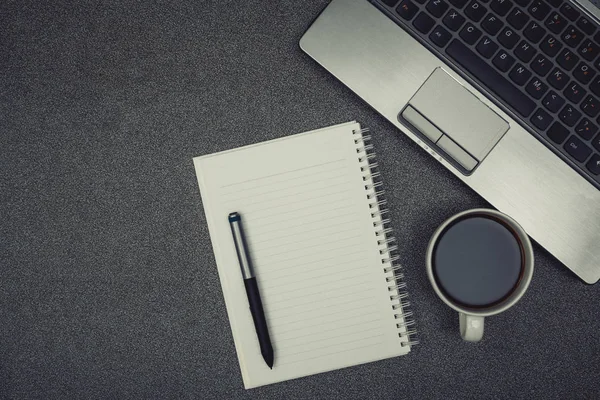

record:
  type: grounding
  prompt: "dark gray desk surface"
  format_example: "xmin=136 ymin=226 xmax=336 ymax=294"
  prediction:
xmin=2 ymin=1 xmax=600 ymax=398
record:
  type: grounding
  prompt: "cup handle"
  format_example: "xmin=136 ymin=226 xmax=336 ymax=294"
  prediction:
xmin=459 ymin=313 xmax=484 ymax=342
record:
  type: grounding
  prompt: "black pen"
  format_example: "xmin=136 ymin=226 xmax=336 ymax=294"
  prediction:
xmin=228 ymin=212 xmax=274 ymax=369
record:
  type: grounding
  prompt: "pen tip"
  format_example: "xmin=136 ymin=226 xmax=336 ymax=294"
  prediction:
xmin=264 ymin=352 xmax=274 ymax=369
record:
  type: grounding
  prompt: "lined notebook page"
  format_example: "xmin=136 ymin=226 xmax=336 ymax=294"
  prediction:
xmin=194 ymin=122 xmax=408 ymax=389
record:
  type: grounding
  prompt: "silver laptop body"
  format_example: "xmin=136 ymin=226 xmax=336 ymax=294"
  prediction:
xmin=301 ymin=0 xmax=600 ymax=283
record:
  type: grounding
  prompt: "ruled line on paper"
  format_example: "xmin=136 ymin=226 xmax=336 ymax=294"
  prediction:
xmin=266 ymin=284 xmax=366 ymax=313
xmin=266 ymin=274 xmax=376 ymax=311
xmin=261 ymin=264 xmax=371 ymax=297
xmin=252 ymin=233 xmax=362 ymax=260
xmin=278 ymin=333 xmax=385 ymax=359
xmin=280 ymin=325 xmax=385 ymax=352
xmin=256 ymin=248 xmax=367 ymax=275
xmin=271 ymin=305 xmax=378 ymax=335
xmin=263 ymin=269 xmax=373 ymax=300
xmin=265 ymin=290 xmax=375 ymax=320
xmin=269 ymin=279 xmax=377 ymax=308
xmin=256 ymin=241 xmax=366 ymax=269
xmin=248 ymin=218 xmax=360 ymax=246
xmin=224 ymin=180 xmax=353 ymax=214
xmin=250 ymin=227 xmax=362 ymax=258
xmin=259 ymin=264 xmax=370 ymax=292
xmin=241 ymin=190 xmax=355 ymax=223
xmin=275 ymin=317 xmax=382 ymax=341
xmin=220 ymin=159 xmax=345 ymax=190
xmin=269 ymin=285 xmax=373 ymax=313
xmin=266 ymin=297 xmax=377 ymax=325
xmin=222 ymin=170 xmax=350 ymax=205
xmin=277 ymin=340 xmax=384 ymax=367
xmin=256 ymin=254 xmax=371 ymax=285
xmin=247 ymin=207 xmax=357 ymax=236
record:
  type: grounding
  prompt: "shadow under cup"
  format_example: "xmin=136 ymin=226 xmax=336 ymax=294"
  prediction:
xmin=432 ymin=213 xmax=526 ymax=310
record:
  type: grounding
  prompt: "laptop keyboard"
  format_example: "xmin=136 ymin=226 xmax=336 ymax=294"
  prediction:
xmin=375 ymin=0 xmax=600 ymax=187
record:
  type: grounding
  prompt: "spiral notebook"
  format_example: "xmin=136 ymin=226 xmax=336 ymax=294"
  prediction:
xmin=193 ymin=121 xmax=417 ymax=389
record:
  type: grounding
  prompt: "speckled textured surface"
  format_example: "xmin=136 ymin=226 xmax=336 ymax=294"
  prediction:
xmin=2 ymin=1 xmax=600 ymax=398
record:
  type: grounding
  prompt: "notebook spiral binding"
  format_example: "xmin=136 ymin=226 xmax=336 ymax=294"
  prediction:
xmin=354 ymin=127 xmax=419 ymax=348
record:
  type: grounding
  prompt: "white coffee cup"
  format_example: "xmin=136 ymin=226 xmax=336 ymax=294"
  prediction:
xmin=425 ymin=209 xmax=534 ymax=342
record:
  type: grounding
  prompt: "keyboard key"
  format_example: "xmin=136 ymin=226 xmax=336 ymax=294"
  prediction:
xmin=427 ymin=0 xmax=450 ymax=17
xmin=482 ymin=13 xmax=504 ymax=35
xmin=493 ymin=50 xmax=515 ymax=72
xmin=528 ymin=1 xmax=550 ymax=20
xmin=578 ymin=40 xmax=598 ymax=62
xmin=595 ymin=58 xmax=600 ymax=73
xmin=581 ymin=95 xmax=600 ymax=118
xmin=507 ymin=7 xmax=529 ymax=30
xmin=397 ymin=0 xmax=419 ymax=20
xmin=591 ymin=77 xmax=600 ymax=97
xmin=448 ymin=0 xmax=468 ymax=7
xmin=459 ymin=23 xmax=482 ymax=44
xmin=587 ymin=153 xmax=600 ymax=175
xmin=430 ymin=25 xmax=452 ymax=47
xmin=445 ymin=39 xmax=536 ymax=116
xmin=514 ymin=0 xmax=530 ymax=6
xmin=476 ymin=36 xmax=499 ymax=58
xmin=556 ymin=49 xmax=579 ymax=71
xmin=526 ymin=77 xmax=548 ymax=99
xmin=382 ymin=0 xmax=400 ymax=5
xmin=573 ymin=62 xmax=596 ymax=85
xmin=524 ymin=20 xmax=546 ymax=43
xmin=547 ymin=68 xmax=569 ymax=90
xmin=490 ymin=0 xmax=513 ymax=16
xmin=564 ymin=136 xmax=592 ymax=162
xmin=540 ymin=35 xmax=562 ymax=57
xmin=575 ymin=118 xmax=598 ymax=140
xmin=545 ymin=12 xmax=567 ymax=35
xmin=562 ymin=26 xmax=584 ymax=48
xmin=592 ymin=134 xmax=600 ymax=152
xmin=515 ymin=40 xmax=537 ymax=63
xmin=559 ymin=104 xmax=582 ymax=126
xmin=443 ymin=9 xmax=466 ymax=31
xmin=545 ymin=0 xmax=560 ymax=6
xmin=465 ymin=1 xmax=487 ymax=22
xmin=577 ymin=17 xmax=596 ymax=36
xmin=560 ymin=4 xmax=580 ymax=22
xmin=565 ymin=82 xmax=586 ymax=104
xmin=509 ymin=63 xmax=532 ymax=85
xmin=531 ymin=55 xmax=553 ymax=76
xmin=547 ymin=121 xmax=569 ymax=143
xmin=542 ymin=91 xmax=565 ymax=113
xmin=414 ymin=12 xmax=436 ymax=33
xmin=498 ymin=27 xmax=520 ymax=49
xmin=531 ymin=108 xmax=553 ymax=130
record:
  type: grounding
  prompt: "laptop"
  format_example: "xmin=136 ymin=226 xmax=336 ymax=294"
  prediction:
xmin=300 ymin=0 xmax=600 ymax=284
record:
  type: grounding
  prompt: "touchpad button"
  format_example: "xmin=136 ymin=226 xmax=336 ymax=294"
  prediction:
xmin=407 ymin=68 xmax=509 ymax=162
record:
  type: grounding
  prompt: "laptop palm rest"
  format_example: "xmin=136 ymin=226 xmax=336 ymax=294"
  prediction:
xmin=400 ymin=68 xmax=509 ymax=174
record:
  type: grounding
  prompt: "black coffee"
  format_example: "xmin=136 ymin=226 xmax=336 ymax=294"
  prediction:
xmin=433 ymin=215 xmax=524 ymax=308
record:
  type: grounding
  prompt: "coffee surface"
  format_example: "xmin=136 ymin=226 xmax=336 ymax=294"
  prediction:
xmin=433 ymin=216 xmax=523 ymax=308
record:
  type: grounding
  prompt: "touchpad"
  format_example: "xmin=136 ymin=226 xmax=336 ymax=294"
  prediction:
xmin=401 ymin=68 xmax=509 ymax=172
